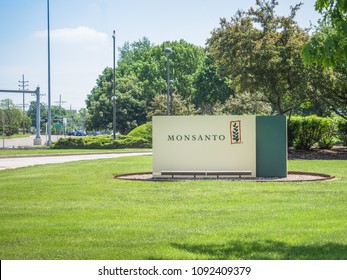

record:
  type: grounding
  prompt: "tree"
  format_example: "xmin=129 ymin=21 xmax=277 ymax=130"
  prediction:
xmin=0 ymin=99 xmax=22 ymax=136
xmin=219 ymin=91 xmax=272 ymax=115
xmin=117 ymin=38 xmax=206 ymax=104
xmin=87 ymin=39 xmax=208 ymax=132
xmin=302 ymin=0 xmax=347 ymax=67
xmin=207 ymin=0 xmax=311 ymax=115
xmin=86 ymin=68 xmax=147 ymax=134
xmin=27 ymin=101 xmax=47 ymax=129
xmin=116 ymin=75 xmax=147 ymax=134
xmin=301 ymin=0 xmax=347 ymax=118
xmin=85 ymin=67 xmax=112 ymax=132
xmin=151 ymin=40 xmax=206 ymax=100
xmin=118 ymin=37 xmax=153 ymax=75
xmin=308 ymin=63 xmax=347 ymax=118
xmin=27 ymin=102 xmax=65 ymax=133
xmin=147 ymin=93 xmax=196 ymax=118
xmin=117 ymin=37 xmax=158 ymax=102
xmin=193 ymin=55 xmax=234 ymax=114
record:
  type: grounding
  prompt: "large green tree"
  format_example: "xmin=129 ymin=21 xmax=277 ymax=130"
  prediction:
xmin=0 ymin=99 xmax=22 ymax=136
xmin=87 ymin=39 xmax=209 ymax=132
xmin=86 ymin=68 xmax=147 ymax=134
xmin=302 ymin=0 xmax=347 ymax=67
xmin=193 ymin=55 xmax=234 ymax=114
xmin=117 ymin=38 xmax=206 ymax=103
xmin=307 ymin=63 xmax=347 ymax=118
xmin=151 ymin=40 xmax=206 ymax=100
xmin=207 ymin=0 xmax=311 ymax=115
xmin=117 ymin=37 xmax=159 ymax=102
xmin=301 ymin=0 xmax=347 ymax=118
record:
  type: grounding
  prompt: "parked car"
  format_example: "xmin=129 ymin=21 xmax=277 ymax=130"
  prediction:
xmin=67 ymin=130 xmax=75 ymax=136
xmin=75 ymin=130 xmax=86 ymax=136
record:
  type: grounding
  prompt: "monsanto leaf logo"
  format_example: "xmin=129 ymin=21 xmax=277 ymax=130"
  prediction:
xmin=230 ymin=120 xmax=242 ymax=144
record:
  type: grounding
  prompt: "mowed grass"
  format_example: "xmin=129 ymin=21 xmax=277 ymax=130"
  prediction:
xmin=0 ymin=156 xmax=346 ymax=260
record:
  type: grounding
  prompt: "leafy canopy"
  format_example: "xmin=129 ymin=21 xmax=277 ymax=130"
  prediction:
xmin=302 ymin=0 xmax=347 ymax=67
xmin=207 ymin=0 xmax=310 ymax=114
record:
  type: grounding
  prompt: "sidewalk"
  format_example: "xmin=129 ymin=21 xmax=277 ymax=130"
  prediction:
xmin=1 ymin=135 xmax=64 ymax=148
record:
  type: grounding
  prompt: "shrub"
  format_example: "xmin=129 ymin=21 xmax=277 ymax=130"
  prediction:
xmin=317 ymin=118 xmax=334 ymax=149
xmin=127 ymin=122 xmax=152 ymax=141
xmin=51 ymin=133 xmax=152 ymax=149
xmin=289 ymin=115 xmax=335 ymax=150
xmin=288 ymin=117 xmax=301 ymax=148
xmin=336 ymin=117 xmax=347 ymax=146
xmin=52 ymin=137 xmax=84 ymax=149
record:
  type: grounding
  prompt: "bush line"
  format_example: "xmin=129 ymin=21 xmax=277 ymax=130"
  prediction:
xmin=288 ymin=116 xmax=347 ymax=150
xmin=52 ymin=118 xmax=346 ymax=150
xmin=52 ymin=123 xmax=152 ymax=149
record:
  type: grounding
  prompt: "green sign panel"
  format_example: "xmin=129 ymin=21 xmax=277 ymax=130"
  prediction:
xmin=256 ymin=116 xmax=287 ymax=177
xmin=54 ymin=123 xmax=62 ymax=129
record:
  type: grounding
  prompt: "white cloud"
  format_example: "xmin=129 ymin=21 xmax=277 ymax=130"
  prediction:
xmin=34 ymin=26 xmax=108 ymax=44
xmin=32 ymin=26 xmax=112 ymax=109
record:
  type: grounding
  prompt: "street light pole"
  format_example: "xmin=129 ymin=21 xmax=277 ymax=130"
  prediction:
xmin=112 ymin=30 xmax=116 ymax=140
xmin=166 ymin=56 xmax=170 ymax=115
xmin=47 ymin=0 xmax=52 ymax=146
xmin=164 ymin=48 xmax=173 ymax=116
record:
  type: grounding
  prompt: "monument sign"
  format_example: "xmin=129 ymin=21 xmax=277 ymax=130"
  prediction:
xmin=153 ymin=115 xmax=287 ymax=179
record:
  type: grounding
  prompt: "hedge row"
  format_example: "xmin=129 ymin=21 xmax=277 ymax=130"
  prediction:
xmin=288 ymin=116 xmax=347 ymax=150
xmin=52 ymin=117 xmax=346 ymax=150
xmin=52 ymin=122 xmax=153 ymax=149
xmin=51 ymin=135 xmax=151 ymax=149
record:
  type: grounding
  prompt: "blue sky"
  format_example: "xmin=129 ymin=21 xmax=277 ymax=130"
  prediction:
xmin=0 ymin=0 xmax=320 ymax=110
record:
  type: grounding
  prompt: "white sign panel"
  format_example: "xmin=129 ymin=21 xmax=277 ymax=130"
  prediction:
xmin=152 ymin=116 xmax=256 ymax=177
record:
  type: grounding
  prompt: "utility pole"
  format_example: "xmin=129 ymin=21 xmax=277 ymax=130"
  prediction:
xmin=54 ymin=95 xmax=67 ymax=136
xmin=18 ymin=74 xmax=29 ymax=134
xmin=54 ymin=94 xmax=67 ymax=118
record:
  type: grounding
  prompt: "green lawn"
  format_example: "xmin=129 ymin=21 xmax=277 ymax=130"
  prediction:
xmin=0 ymin=156 xmax=346 ymax=260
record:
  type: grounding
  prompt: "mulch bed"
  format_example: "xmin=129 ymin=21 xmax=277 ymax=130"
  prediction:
xmin=115 ymin=146 xmax=345 ymax=182
xmin=288 ymin=146 xmax=347 ymax=160
xmin=115 ymin=171 xmax=335 ymax=182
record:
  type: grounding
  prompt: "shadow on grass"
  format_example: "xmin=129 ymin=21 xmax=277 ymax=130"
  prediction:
xmin=171 ymin=240 xmax=347 ymax=260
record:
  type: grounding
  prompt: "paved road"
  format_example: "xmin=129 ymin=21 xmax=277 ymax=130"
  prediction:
xmin=1 ymin=135 xmax=64 ymax=148
xmin=0 ymin=152 xmax=151 ymax=170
